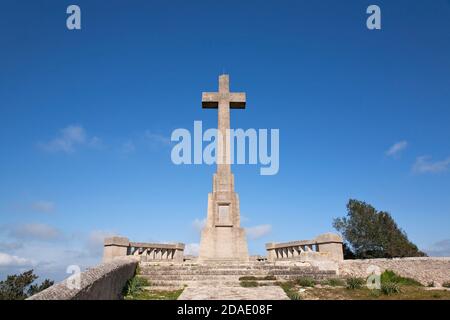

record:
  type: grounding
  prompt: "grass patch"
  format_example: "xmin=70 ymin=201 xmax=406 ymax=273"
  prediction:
xmin=380 ymin=270 xmax=421 ymax=286
xmin=295 ymin=277 xmax=316 ymax=287
xmin=122 ymin=276 xmax=149 ymax=298
xmin=381 ymin=282 xmax=401 ymax=295
xmin=125 ymin=289 xmax=184 ymax=300
xmin=123 ymin=274 xmax=183 ymax=300
xmin=240 ymin=281 xmax=259 ymax=287
xmin=346 ymin=277 xmax=365 ymax=290
xmin=307 ymin=286 xmax=450 ymax=300
xmin=323 ymin=278 xmax=346 ymax=287
xmin=239 ymin=275 xmax=276 ymax=281
xmin=277 ymin=281 xmax=301 ymax=300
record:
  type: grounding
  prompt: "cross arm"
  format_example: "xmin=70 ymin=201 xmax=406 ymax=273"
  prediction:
xmin=229 ymin=92 xmax=246 ymax=109
xmin=202 ymin=92 xmax=219 ymax=109
xmin=201 ymin=92 xmax=246 ymax=109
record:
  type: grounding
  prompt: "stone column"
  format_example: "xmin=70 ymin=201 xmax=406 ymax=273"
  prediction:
xmin=103 ymin=237 xmax=130 ymax=262
xmin=172 ymin=243 xmax=185 ymax=263
xmin=315 ymin=233 xmax=344 ymax=261
xmin=265 ymin=243 xmax=277 ymax=262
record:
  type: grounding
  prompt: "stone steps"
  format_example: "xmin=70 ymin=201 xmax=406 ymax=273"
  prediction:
xmin=143 ymin=285 xmax=184 ymax=291
xmin=138 ymin=262 xmax=337 ymax=288
xmin=140 ymin=263 xmax=310 ymax=268
xmin=141 ymin=274 xmax=329 ymax=281
xmin=143 ymin=280 xmax=259 ymax=287
xmin=140 ymin=269 xmax=319 ymax=275
xmin=139 ymin=265 xmax=318 ymax=271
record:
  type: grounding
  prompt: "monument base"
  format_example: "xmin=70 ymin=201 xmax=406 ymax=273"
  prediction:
xmin=198 ymin=226 xmax=249 ymax=263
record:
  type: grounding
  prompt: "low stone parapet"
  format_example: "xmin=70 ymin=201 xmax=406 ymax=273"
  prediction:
xmin=338 ymin=257 xmax=450 ymax=287
xmin=27 ymin=256 xmax=139 ymax=300
xmin=103 ymin=237 xmax=185 ymax=263
xmin=266 ymin=233 xmax=344 ymax=262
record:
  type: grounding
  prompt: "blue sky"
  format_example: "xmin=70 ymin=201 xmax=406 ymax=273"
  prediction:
xmin=1 ymin=0 xmax=450 ymax=281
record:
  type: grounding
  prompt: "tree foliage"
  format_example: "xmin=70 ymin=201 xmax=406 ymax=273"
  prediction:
xmin=0 ymin=270 xmax=54 ymax=300
xmin=333 ymin=199 xmax=426 ymax=259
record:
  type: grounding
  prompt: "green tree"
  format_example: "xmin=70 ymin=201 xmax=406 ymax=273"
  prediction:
xmin=333 ymin=199 xmax=426 ymax=259
xmin=0 ymin=270 xmax=54 ymax=300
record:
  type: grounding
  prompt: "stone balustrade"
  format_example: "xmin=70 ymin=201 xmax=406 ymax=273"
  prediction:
xmin=103 ymin=237 xmax=185 ymax=263
xmin=266 ymin=233 xmax=344 ymax=262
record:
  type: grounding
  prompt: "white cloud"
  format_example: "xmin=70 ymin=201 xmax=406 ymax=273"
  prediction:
xmin=10 ymin=223 xmax=62 ymax=241
xmin=386 ymin=140 xmax=408 ymax=157
xmin=0 ymin=242 xmax=23 ymax=251
xmin=0 ymin=228 xmax=120 ymax=281
xmin=412 ymin=156 xmax=450 ymax=174
xmin=0 ymin=252 xmax=33 ymax=267
xmin=245 ymin=224 xmax=272 ymax=240
xmin=425 ymin=239 xmax=450 ymax=257
xmin=184 ymin=243 xmax=200 ymax=256
xmin=144 ymin=131 xmax=171 ymax=147
xmin=38 ymin=125 xmax=101 ymax=153
xmin=120 ymin=141 xmax=136 ymax=153
xmin=192 ymin=218 xmax=206 ymax=233
xmin=31 ymin=201 xmax=56 ymax=214
xmin=85 ymin=230 xmax=117 ymax=257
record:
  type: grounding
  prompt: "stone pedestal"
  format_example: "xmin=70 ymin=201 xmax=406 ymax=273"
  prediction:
xmin=171 ymin=243 xmax=185 ymax=263
xmin=316 ymin=233 xmax=344 ymax=261
xmin=198 ymin=173 xmax=249 ymax=262
xmin=103 ymin=237 xmax=130 ymax=262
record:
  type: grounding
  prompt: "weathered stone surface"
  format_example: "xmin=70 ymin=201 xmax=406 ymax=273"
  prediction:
xmin=339 ymin=257 xmax=450 ymax=287
xmin=103 ymin=236 xmax=130 ymax=262
xmin=198 ymin=75 xmax=249 ymax=262
xmin=103 ymin=237 xmax=184 ymax=263
xmin=178 ymin=286 xmax=289 ymax=300
xmin=138 ymin=261 xmax=337 ymax=288
xmin=28 ymin=257 xmax=139 ymax=300
xmin=266 ymin=233 xmax=344 ymax=262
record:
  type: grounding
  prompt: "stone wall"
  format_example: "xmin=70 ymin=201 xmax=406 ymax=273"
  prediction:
xmin=28 ymin=257 xmax=139 ymax=300
xmin=339 ymin=257 xmax=450 ymax=287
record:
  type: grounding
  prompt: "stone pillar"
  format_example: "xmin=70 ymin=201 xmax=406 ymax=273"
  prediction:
xmin=173 ymin=243 xmax=185 ymax=263
xmin=103 ymin=237 xmax=130 ymax=262
xmin=265 ymin=243 xmax=277 ymax=262
xmin=315 ymin=233 xmax=344 ymax=261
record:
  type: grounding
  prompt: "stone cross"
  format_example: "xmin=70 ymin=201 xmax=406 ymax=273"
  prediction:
xmin=202 ymin=74 xmax=246 ymax=178
xmin=199 ymin=75 xmax=249 ymax=262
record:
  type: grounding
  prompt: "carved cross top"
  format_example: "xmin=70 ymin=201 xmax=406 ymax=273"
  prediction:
xmin=202 ymin=74 xmax=246 ymax=111
xmin=201 ymin=75 xmax=246 ymax=176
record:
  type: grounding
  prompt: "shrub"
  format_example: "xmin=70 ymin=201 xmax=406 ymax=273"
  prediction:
xmin=381 ymin=282 xmax=401 ymax=295
xmin=295 ymin=277 xmax=316 ymax=287
xmin=240 ymin=281 xmax=258 ymax=287
xmin=324 ymin=278 xmax=345 ymax=287
xmin=123 ymin=276 xmax=149 ymax=297
xmin=263 ymin=275 xmax=276 ymax=280
xmin=346 ymin=277 xmax=365 ymax=290
xmin=380 ymin=270 xmax=421 ymax=286
xmin=369 ymin=289 xmax=381 ymax=298
xmin=289 ymin=292 xmax=302 ymax=300
xmin=427 ymin=281 xmax=435 ymax=288
xmin=442 ymin=281 xmax=450 ymax=288
xmin=277 ymin=281 xmax=301 ymax=300
xmin=239 ymin=276 xmax=257 ymax=281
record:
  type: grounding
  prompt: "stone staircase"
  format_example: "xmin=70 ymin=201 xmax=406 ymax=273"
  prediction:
xmin=138 ymin=261 xmax=337 ymax=289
